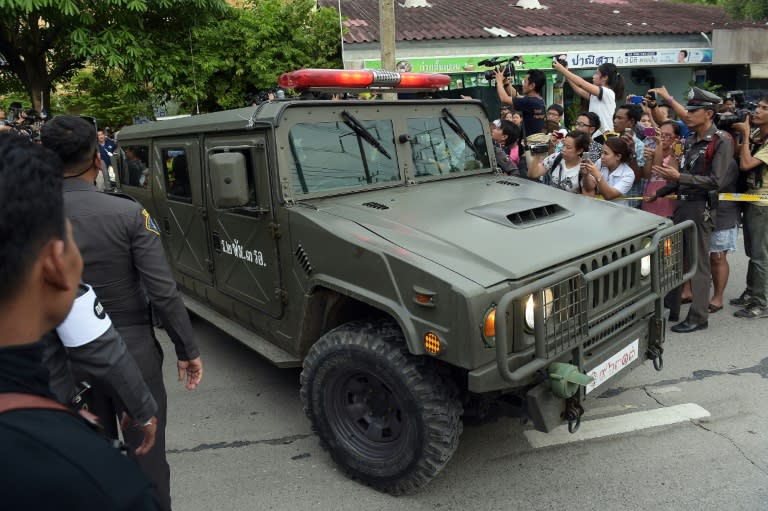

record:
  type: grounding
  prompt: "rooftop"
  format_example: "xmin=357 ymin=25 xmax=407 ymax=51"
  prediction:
xmin=320 ymin=0 xmax=766 ymax=44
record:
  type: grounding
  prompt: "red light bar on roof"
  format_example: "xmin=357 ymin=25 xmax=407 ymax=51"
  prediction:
xmin=277 ymin=69 xmax=450 ymax=92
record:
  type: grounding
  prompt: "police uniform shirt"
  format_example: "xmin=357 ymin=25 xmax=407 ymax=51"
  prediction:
xmin=678 ymin=124 xmax=731 ymax=195
xmin=62 ymin=178 xmax=199 ymax=361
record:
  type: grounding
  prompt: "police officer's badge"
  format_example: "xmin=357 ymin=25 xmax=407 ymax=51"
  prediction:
xmin=142 ymin=209 xmax=161 ymax=236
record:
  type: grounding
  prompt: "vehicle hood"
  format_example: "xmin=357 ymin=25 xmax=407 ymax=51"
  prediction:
xmin=311 ymin=176 xmax=669 ymax=287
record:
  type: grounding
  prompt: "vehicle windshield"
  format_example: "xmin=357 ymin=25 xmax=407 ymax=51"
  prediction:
xmin=288 ymin=120 xmax=399 ymax=195
xmin=407 ymin=115 xmax=490 ymax=178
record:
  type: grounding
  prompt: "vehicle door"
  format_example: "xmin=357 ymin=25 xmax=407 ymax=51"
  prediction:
xmin=151 ymin=138 xmax=213 ymax=285
xmin=204 ymin=134 xmax=283 ymax=318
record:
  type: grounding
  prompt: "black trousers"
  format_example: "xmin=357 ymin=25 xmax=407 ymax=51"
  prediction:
xmin=78 ymin=323 xmax=171 ymax=511
xmin=672 ymin=201 xmax=715 ymax=324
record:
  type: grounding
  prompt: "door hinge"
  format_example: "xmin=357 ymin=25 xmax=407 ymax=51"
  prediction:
xmin=206 ymin=257 xmax=214 ymax=273
xmin=198 ymin=207 xmax=208 ymax=220
xmin=269 ymin=222 xmax=281 ymax=239
xmin=274 ymin=288 xmax=288 ymax=304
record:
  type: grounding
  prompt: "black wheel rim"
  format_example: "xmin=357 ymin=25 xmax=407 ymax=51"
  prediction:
xmin=325 ymin=369 xmax=408 ymax=461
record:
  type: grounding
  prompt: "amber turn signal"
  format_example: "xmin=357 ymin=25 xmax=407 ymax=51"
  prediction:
xmin=424 ymin=332 xmax=441 ymax=355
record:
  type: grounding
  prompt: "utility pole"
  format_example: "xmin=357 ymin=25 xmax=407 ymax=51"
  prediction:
xmin=379 ymin=0 xmax=396 ymax=99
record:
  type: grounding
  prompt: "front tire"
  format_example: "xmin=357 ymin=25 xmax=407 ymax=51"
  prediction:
xmin=300 ymin=320 xmax=462 ymax=495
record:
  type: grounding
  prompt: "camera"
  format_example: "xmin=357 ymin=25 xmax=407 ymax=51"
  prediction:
xmin=478 ymin=57 xmax=515 ymax=82
xmin=646 ymin=91 xmax=656 ymax=101
xmin=716 ymin=105 xmax=756 ymax=132
xmin=530 ymin=143 xmax=550 ymax=155
xmin=551 ymin=55 xmax=568 ymax=68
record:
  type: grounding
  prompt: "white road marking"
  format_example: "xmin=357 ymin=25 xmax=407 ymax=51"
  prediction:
xmin=525 ymin=403 xmax=710 ymax=448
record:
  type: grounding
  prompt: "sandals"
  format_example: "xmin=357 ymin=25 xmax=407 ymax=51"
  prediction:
xmin=681 ymin=297 xmax=692 ymax=304
xmin=708 ymin=304 xmax=723 ymax=313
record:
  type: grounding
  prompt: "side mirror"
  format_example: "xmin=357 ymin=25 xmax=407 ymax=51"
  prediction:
xmin=210 ymin=152 xmax=249 ymax=208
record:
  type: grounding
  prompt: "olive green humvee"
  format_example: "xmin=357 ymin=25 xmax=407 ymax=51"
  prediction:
xmin=116 ymin=98 xmax=694 ymax=494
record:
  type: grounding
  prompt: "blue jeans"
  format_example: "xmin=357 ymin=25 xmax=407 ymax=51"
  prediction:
xmin=743 ymin=204 xmax=768 ymax=307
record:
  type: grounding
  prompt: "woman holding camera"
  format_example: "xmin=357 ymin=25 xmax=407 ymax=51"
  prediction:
xmin=529 ymin=131 xmax=590 ymax=193
xmin=552 ymin=61 xmax=624 ymax=134
xmin=580 ymin=137 xmax=635 ymax=202
xmin=641 ymin=120 xmax=681 ymax=218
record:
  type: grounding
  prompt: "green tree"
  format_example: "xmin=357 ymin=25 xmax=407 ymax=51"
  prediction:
xmin=163 ymin=0 xmax=343 ymax=111
xmin=670 ymin=0 xmax=768 ymax=21
xmin=0 ymin=0 xmax=229 ymax=112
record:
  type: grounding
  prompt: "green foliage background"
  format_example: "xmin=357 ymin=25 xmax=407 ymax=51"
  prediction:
xmin=670 ymin=0 xmax=768 ymax=21
xmin=0 ymin=0 xmax=342 ymax=126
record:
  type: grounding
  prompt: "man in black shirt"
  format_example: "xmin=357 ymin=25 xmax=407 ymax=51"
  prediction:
xmin=0 ymin=134 xmax=160 ymax=510
xmin=495 ymin=68 xmax=546 ymax=138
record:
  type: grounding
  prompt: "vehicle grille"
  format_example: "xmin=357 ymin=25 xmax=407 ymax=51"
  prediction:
xmin=541 ymin=274 xmax=589 ymax=359
xmin=579 ymin=241 xmax=643 ymax=315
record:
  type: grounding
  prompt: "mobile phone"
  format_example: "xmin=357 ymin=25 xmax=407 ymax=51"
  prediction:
xmin=630 ymin=95 xmax=644 ymax=105
xmin=624 ymin=128 xmax=634 ymax=136
xmin=581 ymin=153 xmax=591 ymax=163
xmin=643 ymin=127 xmax=656 ymax=137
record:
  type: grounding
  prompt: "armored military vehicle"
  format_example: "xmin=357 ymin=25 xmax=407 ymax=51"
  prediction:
xmin=115 ymin=69 xmax=694 ymax=494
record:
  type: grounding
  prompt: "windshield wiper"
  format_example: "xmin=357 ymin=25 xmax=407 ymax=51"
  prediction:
xmin=341 ymin=110 xmax=392 ymax=159
xmin=441 ymin=107 xmax=480 ymax=159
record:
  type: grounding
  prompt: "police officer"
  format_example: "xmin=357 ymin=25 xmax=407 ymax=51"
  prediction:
xmin=649 ymin=87 xmax=732 ymax=333
xmin=0 ymin=134 xmax=160 ymax=510
xmin=41 ymin=116 xmax=204 ymax=511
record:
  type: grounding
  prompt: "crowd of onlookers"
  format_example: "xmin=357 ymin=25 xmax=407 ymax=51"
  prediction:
xmin=486 ymin=64 xmax=768 ymax=331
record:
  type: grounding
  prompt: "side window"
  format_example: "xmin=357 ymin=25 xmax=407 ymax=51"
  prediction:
xmin=119 ymin=144 xmax=150 ymax=189
xmin=288 ymin=120 xmax=398 ymax=195
xmin=162 ymin=148 xmax=192 ymax=203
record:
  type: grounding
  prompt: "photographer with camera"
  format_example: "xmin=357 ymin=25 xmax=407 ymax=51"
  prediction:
xmin=648 ymin=87 xmax=733 ymax=333
xmin=648 ymin=86 xmax=690 ymax=138
xmin=529 ymin=130 xmax=590 ymax=193
xmin=730 ymin=96 xmax=768 ymax=319
xmin=494 ymin=67 xmax=546 ymax=138
xmin=552 ymin=59 xmax=624 ymax=134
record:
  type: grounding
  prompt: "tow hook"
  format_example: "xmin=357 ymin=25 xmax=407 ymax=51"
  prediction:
xmin=548 ymin=362 xmax=594 ymax=399
xmin=564 ymin=399 xmax=584 ymax=434
xmin=646 ymin=345 xmax=664 ymax=371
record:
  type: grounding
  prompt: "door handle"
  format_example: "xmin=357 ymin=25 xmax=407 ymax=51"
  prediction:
xmin=162 ymin=217 xmax=171 ymax=235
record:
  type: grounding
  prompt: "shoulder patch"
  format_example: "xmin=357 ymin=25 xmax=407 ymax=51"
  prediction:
xmin=141 ymin=209 xmax=161 ymax=236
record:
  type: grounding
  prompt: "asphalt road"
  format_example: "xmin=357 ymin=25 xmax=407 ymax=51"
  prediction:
xmin=158 ymin=237 xmax=768 ymax=511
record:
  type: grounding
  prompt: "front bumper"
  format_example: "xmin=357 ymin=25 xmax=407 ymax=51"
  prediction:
xmin=467 ymin=220 xmax=697 ymax=394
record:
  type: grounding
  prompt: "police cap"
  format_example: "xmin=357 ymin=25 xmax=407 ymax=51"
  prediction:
xmin=685 ymin=87 xmax=722 ymax=111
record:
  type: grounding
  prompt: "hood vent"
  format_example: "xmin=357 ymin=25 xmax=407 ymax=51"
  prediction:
xmin=496 ymin=179 xmax=520 ymax=187
xmin=467 ymin=198 xmax=571 ymax=228
xmin=295 ymin=243 xmax=313 ymax=276
xmin=507 ymin=204 xmax=565 ymax=226
xmin=362 ymin=201 xmax=390 ymax=210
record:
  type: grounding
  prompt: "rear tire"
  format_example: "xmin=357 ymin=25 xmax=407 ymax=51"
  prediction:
xmin=300 ymin=320 xmax=462 ymax=495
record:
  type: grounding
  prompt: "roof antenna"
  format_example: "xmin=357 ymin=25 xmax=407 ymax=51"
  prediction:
xmin=188 ymin=28 xmax=200 ymax=115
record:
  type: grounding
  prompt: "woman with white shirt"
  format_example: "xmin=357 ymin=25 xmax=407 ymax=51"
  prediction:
xmin=580 ymin=137 xmax=635 ymax=202
xmin=529 ymin=130 xmax=590 ymax=193
xmin=552 ymin=61 xmax=625 ymax=133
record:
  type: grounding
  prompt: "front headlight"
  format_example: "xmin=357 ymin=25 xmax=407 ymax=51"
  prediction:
xmin=524 ymin=288 xmax=554 ymax=329
xmin=640 ymin=237 xmax=652 ymax=278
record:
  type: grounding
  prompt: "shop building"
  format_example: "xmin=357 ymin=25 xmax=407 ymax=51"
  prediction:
xmin=320 ymin=0 xmax=768 ymax=122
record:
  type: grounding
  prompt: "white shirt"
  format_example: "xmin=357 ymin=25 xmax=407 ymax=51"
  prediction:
xmin=595 ymin=160 xmax=634 ymax=204
xmin=589 ymin=86 xmax=615 ymax=133
xmin=542 ymin=153 xmax=582 ymax=193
